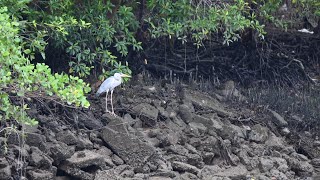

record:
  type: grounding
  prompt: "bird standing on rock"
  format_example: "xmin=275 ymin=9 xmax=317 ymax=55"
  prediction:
xmin=96 ymin=72 xmax=131 ymax=116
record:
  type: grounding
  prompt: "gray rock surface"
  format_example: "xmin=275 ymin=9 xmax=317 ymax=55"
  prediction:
xmin=268 ymin=109 xmax=288 ymax=127
xmin=0 ymin=158 xmax=11 ymax=180
xmin=132 ymin=103 xmax=159 ymax=126
xmin=29 ymin=147 xmax=53 ymax=169
xmin=184 ymin=89 xmax=233 ymax=117
xmin=56 ymin=130 xmax=78 ymax=145
xmin=60 ymin=150 xmax=105 ymax=180
xmin=49 ymin=142 xmax=75 ymax=165
xmin=171 ymin=161 xmax=200 ymax=175
xmin=259 ymin=157 xmax=274 ymax=172
xmin=101 ymin=116 xmax=160 ymax=168
xmin=248 ymin=124 xmax=269 ymax=143
xmin=27 ymin=169 xmax=54 ymax=180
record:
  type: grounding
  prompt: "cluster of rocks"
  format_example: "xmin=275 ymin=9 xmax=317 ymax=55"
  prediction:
xmin=0 ymin=81 xmax=319 ymax=179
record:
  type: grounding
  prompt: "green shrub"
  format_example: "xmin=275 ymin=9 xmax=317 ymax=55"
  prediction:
xmin=0 ymin=7 xmax=90 ymax=126
xmin=146 ymin=0 xmax=266 ymax=46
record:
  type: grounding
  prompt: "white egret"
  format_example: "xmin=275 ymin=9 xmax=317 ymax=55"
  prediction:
xmin=96 ymin=72 xmax=131 ymax=115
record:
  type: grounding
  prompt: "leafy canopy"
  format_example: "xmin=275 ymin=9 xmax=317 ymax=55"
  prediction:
xmin=0 ymin=7 xmax=90 ymax=126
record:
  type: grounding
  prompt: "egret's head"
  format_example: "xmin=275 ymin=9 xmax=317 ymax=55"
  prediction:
xmin=114 ymin=72 xmax=131 ymax=79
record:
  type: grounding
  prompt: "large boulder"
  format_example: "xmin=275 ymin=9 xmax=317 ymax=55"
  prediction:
xmin=101 ymin=115 xmax=161 ymax=169
xmin=59 ymin=150 xmax=106 ymax=180
xmin=268 ymin=109 xmax=288 ymax=127
xmin=132 ymin=103 xmax=159 ymax=127
xmin=184 ymin=89 xmax=233 ymax=117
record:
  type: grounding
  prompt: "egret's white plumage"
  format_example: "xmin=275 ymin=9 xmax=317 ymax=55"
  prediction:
xmin=96 ymin=72 xmax=130 ymax=115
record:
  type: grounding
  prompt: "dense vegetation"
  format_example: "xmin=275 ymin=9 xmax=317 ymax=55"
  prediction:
xmin=0 ymin=0 xmax=319 ymax=128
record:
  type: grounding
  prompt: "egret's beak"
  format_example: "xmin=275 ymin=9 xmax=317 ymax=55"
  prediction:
xmin=121 ymin=74 xmax=131 ymax=78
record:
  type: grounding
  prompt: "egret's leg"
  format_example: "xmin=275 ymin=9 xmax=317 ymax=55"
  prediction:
xmin=110 ymin=90 xmax=115 ymax=116
xmin=105 ymin=90 xmax=110 ymax=113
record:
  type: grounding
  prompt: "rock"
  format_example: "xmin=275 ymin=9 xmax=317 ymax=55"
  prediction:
xmin=248 ymin=143 xmax=266 ymax=157
xmin=184 ymin=143 xmax=198 ymax=154
xmin=157 ymin=130 xmax=180 ymax=147
xmin=247 ymin=157 xmax=260 ymax=171
xmin=178 ymin=104 xmax=194 ymax=123
xmin=101 ymin=117 xmax=160 ymax=168
xmin=29 ymin=147 xmax=53 ymax=170
xmin=60 ymin=150 xmax=105 ymax=180
xmin=78 ymin=111 xmax=104 ymax=130
xmin=199 ymin=165 xmax=221 ymax=179
xmin=248 ymin=124 xmax=269 ymax=143
xmin=112 ymin=154 xmax=124 ymax=166
xmin=230 ymin=124 xmax=247 ymax=139
xmin=202 ymin=152 xmax=215 ymax=165
xmin=238 ymin=150 xmax=250 ymax=166
xmin=49 ymin=142 xmax=75 ymax=165
xmin=55 ymin=176 xmax=71 ymax=180
xmin=0 ymin=158 xmax=11 ymax=180
xmin=214 ymin=165 xmax=248 ymax=179
xmin=94 ymin=169 xmax=121 ymax=180
xmin=23 ymin=124 xmax=39 ymax=134
xmin=189 ymin=122 xmax=207 ymax=135
xmin=257 ymin=175 xmax=270 ymax=180
xmin=148 ymin=170 xmax=177 ymax=180
xmin=187 ymin=153 xmax=204 ymax=169
xmin=314 ymin=140 xmax=320 ymax=147
xmin=76 ymin=136 xmax=93 ymax=150
xmin=132 ymin=103 xmax=159 ymax=126
xmin=27 ymin=169 xmax=54 ymax=180
xmin=62 ymin=149 xmax=105 ymax=168
xmin=188 ymin=137 xmax=201 ymax=148
xmin=148 ymin=137 xmax=160 ymax=147
xmin=311 ymin=158 xmax=320 ymax=166
xmin=166 ymin=145 xmax=188 ymax=156
xmin=149 ymin=177 xmax=171 ymax=180
xmin=191 ymin=114 xmax=215 ymax=128
xmin=287 ymin=157 xmax=314 ymax=176
xmin=200 ymin=165 xmax=248 ymax=179
xmin=123 ymin=113 xmax=136 ymax=126
xmin=265 ymin=133 xmax=286 ymax=151
xmin=272 ymin=157 xmax=289 ymax=173
xmin=95 ymin=147 xmax=114 ymax=167
xmin=268 ymin=109 xmax=288 ymax=127
xmin=280 ymin=127 xmax=290 ymax=136
xmin=198 ymin=136 xmax=219 ymax=152
xmin=179 ymin=172 xmax=198 ymax=180
xmin=270 ymin=169 xmax=288 ymax=180
xmin=184 ymin=89 xmax=232 ymax=117
xmin=157 ymin=106 xmax=170 ymax=120
xmin=291 ymin=152 xmax=309 ymax=161
xmin=171 ymin=161 xmax=200 ymax=175
xmin=121 ymin=169 xmax=135 ymax=178
xmin=89 ymin=132 xmax=104 ymax=146
xmin=134 ymin=173 xmax=148 ymax=179
xmin=12 ymin=145 xmax=29 ymax=159
xmin=219 ymin=124 xmax=237 ymax=140
xmin=25 ymin=133 xmax=47 ymax=151
xmin=166 ymin=154 xmax=188 ymax=163
xmin=56 ymin=130 xmax=78 ymax=145
xmin=259 ymin=157 xmax=274 ymax=172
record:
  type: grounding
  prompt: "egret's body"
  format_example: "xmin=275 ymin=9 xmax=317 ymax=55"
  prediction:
xmin=96 ymin=73 xmax=130 ymax=115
